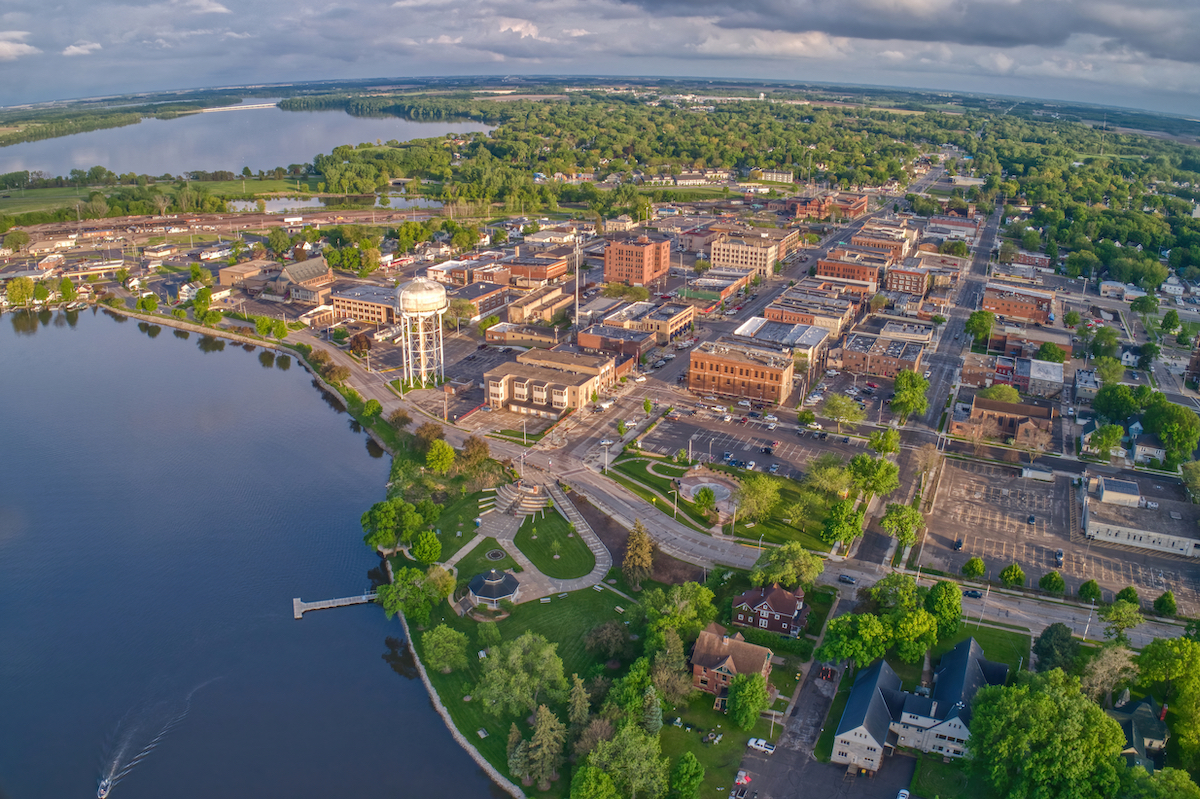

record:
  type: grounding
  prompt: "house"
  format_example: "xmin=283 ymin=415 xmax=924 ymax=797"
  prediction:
xmin=1074 ymin=369 xmax=1100 ymax=403
xmin=1133 ymin=434 xmax=1168 ymax=465
xmin=1107 ymin=693 xmax=1169 ymax=773
xmin=1080 ymin=420 xmax=1128 ymax=460
xmin=832 ymin=639 xmax=1008 ymax=773
xmin=1124 ymin=419 xmax=1145 ymax=443
xmin=731 ymin=584 xmax=809 ymax=638
xmin=690 ymin=622 xmax=773 ymax=709
xmin=178 ymin=281 xmax=205 ymax=302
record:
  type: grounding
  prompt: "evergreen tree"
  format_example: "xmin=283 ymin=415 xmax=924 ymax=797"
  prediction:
xmin=569 ymin=673 xmax=591 ymax=728
xmin=643 ymin=685 xmax=663 ymax=735
xmin=528 ymin=705 xmax=567 ymax=790
xmin=668 ymin=751 xmax=706 ymax=799
xmin=623 ymin=519 xmax=655 ymax=590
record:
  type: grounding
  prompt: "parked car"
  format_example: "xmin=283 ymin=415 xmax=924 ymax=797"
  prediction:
xmin=866 ymin=382 xmax=879 ymax=389
xmin=723 ymin=451 xmax=733 ymax=461
xmin=897 ymin=790 xmax=911 ymax=799
xmin=764 ymin=414 xmax=778 ymax=422
xmin=634 ymin=375 xmax=647 ymax=382
xmin=768 ymin=463 xmax=780 ymax=474
xmin=1056 ymin=548 xmax=1065 ymax=566
xmin=842 ymin=437 xmax=850 ymax=443
xmin=746 ymin=461 xmax=756 ymax=471
xmin=1028 ymin=515 xmax=1036 ymax=525
xmin=723 ymin=414 xmax=733 ymax=422
xmin=748 ymin=738 xmax=776 ymax=754
xmin=599 ymin=440 xmax=614 ymax=447
xmin=767 ymin=423 xmax=777 ymax=431
xmin=737 ymin=400 xmax=752 ymax=408
xmin=923 ymin=370 xmax=932 ymax=379
xmin=748 ymin=411 xmax=760 ymax=418
xmin=838 ymin=574 xmax=857 ymax=585
xmin=954 ymin=539 xmax=963 ymax=551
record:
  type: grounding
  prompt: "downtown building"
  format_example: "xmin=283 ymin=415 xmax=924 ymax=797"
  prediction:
xmin=603 ymin=234 xmax=671 ymax=287
xmin=687 ymin=339 xmax=795 ymax=405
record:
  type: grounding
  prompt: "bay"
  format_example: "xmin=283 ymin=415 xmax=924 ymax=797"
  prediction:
xmin=0 ymin=309 xmax=499 ymax=799
xmin=0 ymin=100 xmax=493 ymax=178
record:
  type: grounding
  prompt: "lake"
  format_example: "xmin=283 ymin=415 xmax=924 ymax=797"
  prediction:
xmin=0 ymin=309 xmax=500 ymax=799
xmin=0 ymin=100 xmax=493 ymax=178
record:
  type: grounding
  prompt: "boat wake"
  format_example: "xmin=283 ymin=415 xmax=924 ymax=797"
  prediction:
xmin=98 ymin=678 xmax=220 ymax=796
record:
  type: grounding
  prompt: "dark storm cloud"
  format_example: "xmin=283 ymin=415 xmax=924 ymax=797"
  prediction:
xmin=619 ymin=0 xmax=1200 ymax=63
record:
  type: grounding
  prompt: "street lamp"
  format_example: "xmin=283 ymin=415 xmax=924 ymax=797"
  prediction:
xmin=669 ymin=488 xmax=679 ymax=519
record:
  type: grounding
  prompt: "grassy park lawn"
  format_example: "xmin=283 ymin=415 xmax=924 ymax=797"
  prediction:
xmin=603 ymin=469 xmax=712 ymax=535
xmin=934 ymin=623 xmax=1031 ymax=677
xmin=814 ymin=668 xmax=854 ymax=762
xmin=514 ymin=508 xmax=595 ymax=579
xmin=660 ymin=691 xmax=778 ymax=796
xmin=410 ymin=586 xmax=630 ymax=798
xmin=803 ymin=586 xmax=837 ymax=637
xmin=454 ymin=536 xmax=518 ymax=579
xmin=709 ymin=465 xmax=833 ymax=551
xmin=911 ymin=752 xmax=997 ymax=799
xmin=430 ymin=491 xmax=493 ymax=563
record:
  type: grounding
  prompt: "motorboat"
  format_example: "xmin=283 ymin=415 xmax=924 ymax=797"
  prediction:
xmin=98 ymin=778 xmax=112 ymax=798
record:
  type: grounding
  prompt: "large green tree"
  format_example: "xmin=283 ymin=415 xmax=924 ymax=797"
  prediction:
xmin=668 ymin=751 xmax=705 ymax=799
xmin=868 ymin=428 xmax=900 ymax=455
xmin=475 ymin=632 xmax=568 ymax=717
xmin=750 ymin=541 xmax=824 ymax=588
xmin=727 ymin=673 xmax=770 ymax=731
xmin=925 ymin=580 xmax=962 ymax=640
xmin=965 ymin=310 xmax=996 ymax=344
xmin=426 ymin=438 xmax=456 ymax=474
xmin=815 ymin=612 xmax=890 ymax=667
xmin=847 ymin=454 xmax=900 ymax=498
xmin=528 ymin=705 xmax=567 ymax=790
xmin=1101 ymin=600 xmax=1145 ymax=644
xmin=968 ymin=670 xmax=1125 ymax=799
xmin=820 ymin=393 xmax=865 ymax=433
xmin=586 ymin=725 xmax=669 ymax=799
xmin=880 ymin=503 xmax=924 ymax=548
xmin=1033 ymin=623 xmax=1080 ymax=673
xmin=820 ymin=499 xmax=865 ymax=547
xmin=735 ymin=472 xmax=781 ymax=522
xmin=422 ymin=624 xmax=469 ymax=673
xmin=623 ymin=519 xmax=655 ymax=590
xmin=642 ymin=582 xmax=716 ymax=644
xmin=977 ymin=384 xmax=1021 ymax=403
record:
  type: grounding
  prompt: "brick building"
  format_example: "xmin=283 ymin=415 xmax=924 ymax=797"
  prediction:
xmin=763 ymin=287 xmax=856 ymax=334
xmin=576 ymin=324 xmax=656 ymax=359
xmin=710 ymin=236 xmax=780 ymax=277
xmin=603 ymin=234 xmax=670 ymax=287
xmin=982 ymin=283 xmax=1055 ymax=325
xmin=690 ymin=622 xmax=773 ymax=706
xmin=731 ymin=584 xmax=809 ymax=638
xmin=835 ymin=334 xmax=925 ymax=377
xmin=331 ymin=284 xmax=396 ymax=325
xmin=688 ymin=339 xmax=795 ymax=404
xmin=885 ymin=266 xmax=930 ymax=296
xmin=448 ymin=282 xmax=509 ymax=322
xmin=506 ymin=285 xmax=574 ymax=324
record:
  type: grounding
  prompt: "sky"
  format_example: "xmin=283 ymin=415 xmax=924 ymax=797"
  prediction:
xmin=3 ymin=0 xmax=1200 ymax=115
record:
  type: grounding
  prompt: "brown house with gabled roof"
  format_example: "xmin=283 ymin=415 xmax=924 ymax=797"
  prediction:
xmin=691 ymin=622 xmax=773 ymax=708
xmin=732 ymin=584 xmax=809 ymax=638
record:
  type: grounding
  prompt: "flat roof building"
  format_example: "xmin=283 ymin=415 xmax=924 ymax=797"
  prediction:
xmin=332 ymin=284 xmax=398 ymax=325
xmin=688 ymin=339 xmax=795 ymax=404
xmin=983 ymin=283 xmax=1055 ymax=325
xmin=834 ymin=334 xmax=925 ymax=378
xmin=604 ymin=234 xmax=670 ymax=287
xmin=577 ymin=324 xmax=656 ymax=359
xmin=1084 ymin=477 xmax=1200 ymax=558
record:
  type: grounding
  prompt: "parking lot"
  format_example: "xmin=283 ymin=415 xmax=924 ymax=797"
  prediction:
xmin=923 ymin=460 xmax=1200 ymax=613
xmin=800 ymin=372 xmax=898 ymax=427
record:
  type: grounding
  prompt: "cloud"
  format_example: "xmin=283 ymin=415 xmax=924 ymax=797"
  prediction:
xmin=181 ymin=0 xmax=231 ymax=13
xmin=0 ymin=30 xmax=39 ymax=61
xmin=62 ymin=41 xmax=102 ymax=56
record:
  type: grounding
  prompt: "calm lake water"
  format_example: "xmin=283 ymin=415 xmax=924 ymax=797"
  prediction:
xmin=0 ymin=100 xmax=493 ymax=177
xmin=0 ymin=309 xmax=500 ymax=799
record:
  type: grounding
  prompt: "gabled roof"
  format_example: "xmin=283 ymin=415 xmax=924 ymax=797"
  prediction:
xmin=282 ymin=256 xmax=330 ymax=284
xmin=691 ymin=622 xmax=772 ymax=677
xmin=931 ymin=638 xmax=1008 ymax=726
xmin=835 ymin=660 xmax=902 ymax=746
xmin=1108 ymin=694 xmax=1168 ymax=773
xmin=733 ymin=584 xmax=804 ymax=616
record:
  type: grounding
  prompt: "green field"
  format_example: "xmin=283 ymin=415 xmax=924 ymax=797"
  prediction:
xmin=431 ymin=491 xmax=492 ymax=563
xmin=611 ymin=457 xmax=714 ymax=530
xmin=934 ymin=623 xmax=1031 ymax=678
xmin=660 ymin=691 xmax=778 ymax=796
xmin=911 ymin=752 xmax=996 ymax=799
xmin=410 ymin=585 xmax=630 ymax=798
xmin=514 ymin=508 xmax=595 ymax=579
xmin=0 ymin=186 xmax=95 ymax=215
xmin=602 ymin=469 xmax=712 ymax=535
xmin=452 ymin=536 xmax=518 ymax=581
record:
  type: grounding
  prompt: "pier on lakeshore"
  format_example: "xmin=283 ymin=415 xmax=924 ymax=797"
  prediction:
xmin=293 ymin=593 xmax=377 ymax=619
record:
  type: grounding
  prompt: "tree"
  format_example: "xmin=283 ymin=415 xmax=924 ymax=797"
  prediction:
xmin=968 ymin=670 xmax=1125 ymax=799
xmin=932 ymin=314 xmax=947 ymax=326
xmin=880 ymin=503 xmax=924 ymax=548
xmin=963 ymin=557 xmax=986 ymax=579
xmin=1039 ymin=571 xmax=1067 ymax=594
xmin=478 ymin=314 xmax=501 ymax=337
xmin=568 ymin=674 xmax=591 ymax=728
xmin=643 ymin=583 xmax=717 ymax=644
xmin=735 ymin=473 xmax=781 ymax=522
xmin=362 ymin=499 xmax=400 ymax=552
xmin=652 ymin=629 xmax=693 ymax=705
xmin=847 ymin=454 xmax=900 ymax=498
xmin=816 ymin=612 xmax=890 ymax=668
xmin=1090 ymin=424 xmax=1125 ymax=460
xmin=805 ymin=453 xmax=851 ymax=497
xmin=1092 ymin=326 xmax=1120 ymax=359
xmin=1138 ymin=342 xmax=1160 ymax=371
xmin=890 ymin=369 xmax=930 ymax=421
xmin=1131 ymin=295 xmax=1160 ymax=327
xmin=871 ymin=572 xmax=920 ymax=611
xmin=1081 ymin=645 xmax=1138 ymax=704
xmin=446 ymin=297 xmax=475 ymax=332
xmin=1000 ymin=563 xmax=1025 ymax=588
xmin=267 ymin=227 xmax=291 ymax=257
xmin=890 ymin=608 xmax=939 ymax=663
xmin=869 ymin=293 xmax=887 ymax=312
xmin=868 ymin=428 xmax=900 ymax=455
xmin=820 ymin=499 xmax=865 ymax=547
xmin=727 ymin=673 xmax=770 ymax=731
xmin=411 ymin=529 xmax=442 ymax=564
xmin=1094 ymin=384 xmax=1139 ymax=423
xmin=1035 ymin=341 xmax=1067 ymax=363
xmin=528 ymin=705 xmax=567 ymax=790
xmin=1065 ymin=310 xmax=1082 ymax=328
xmin=361 ymin=398 xmax=382 ymax=419
xmin=1143 ymin=401 xmax=1200 ymax=466
xmin=1154 ymin=591 xmax=1177 ymax=617
xmin=1119 ymin=766 xmax=1200 ymax=799
xmin=1095 ymin=356 xmax=1125 ymax=385
xmin=916 ymin=442 xmax=942 ymax=476
xmin=508 ymin=726 xmax=532 ymax=785
xmin=586 ymin=725 xmax=669 ymax=799
xmin=374 ymin=566 xmax=441 ymax=626
xmin=425 ymin=565 xmax=454 ymax=599
xmin=750 ymin=541 xmax=824 ymax=588
xmin=643 ymin=396 xmax=653 ymax=415
xmin=925 ymin=580 xmax=962 ymax=640
xmin=1033 ymin=623 xmax=1080 ymax=673
xmin=965 ymin=310 xmax=996 ymax=345
xmin=422 ymin=624 xmax=468 ymax=673
xmin=642 ymin=686 xmax=663 ymax=735
xmin=693 ymin=486 xmax=716 ymax=516
xmin=425 ymin=438 xmax=455 ymax=475
xmin=1116 ymin=586 xmax=1140 ymax=605
xmin=460 ymin=435 xmax=490 ymax=471
xmin=476 ymin=631 xmax=568 ymax=717
xmin=570 ymin=766 xmax=619 ymax=799
xmin=623 ymin=519 xmax=655 ymax=590
xmin=1162 ymin=309 xmax=1182 ymax=335
xmin=413 ymin=422 xmax=445 ymax=452
xmin=1101 ymin=600 xmax=1145 ymax=644
xmin=585 ymin=620 xmax=628 ymax=659
xmin=820 ymin=393 xmax=865 ymax=433
xmin=1183 ymin=461 xmax=1200 ymax=499
xmin=668 ymin=751 xmax=705 ymax=799
xmin=478 ymin=619 xmax=502 ymax=649
xmin=4 ymin=229 xmax=30 ymax=252
xmin=797 ymin=409 xmax=817 ymax=427
xmin=6 ymin=275 xmax=34 ymax=306
xmin=58 ymin=277 xmax=77 ymax=302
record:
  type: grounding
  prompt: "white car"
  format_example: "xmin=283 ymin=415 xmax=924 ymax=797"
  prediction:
xmin=807 ymin=422 xmax=822 ymax=430
xmin=599 ymin=440 xmax=614 ymax=447
xmin=746 ymin=461 xmax=757 ymax=471
xmin=663 ymin=353 xmax=676 ymax=360
xmin=764 ymin=414 xmax=778 ymax=422
xmin=748 ymin=738 xmax=776 ymax=754
xmin=923 ymin=370 xmax=932 ymax=379
xmin=767 ymin=422 xmax=777 ymax=430
xmin=723 ymin=414 xmax=733 ymax=422
xmin=634 ymin=375 xmax=647 ymax=383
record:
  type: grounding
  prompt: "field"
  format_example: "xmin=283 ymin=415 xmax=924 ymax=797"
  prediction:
xmin=0 ymin=177 xmax=323 ymax=218
xmin=514 ymin=508 xmax=595 ymax=579
xmin=911 ymin=752 xmax=996 ymax=799
xmin=0 ymin=187 xmax=96 ymax=215
xmin=431 ymin=491 xmax=492 ymax=563
xmin=611 ymin=456 xmax=714 ymax=531
xmin=660 ymin=692 xmax=778 ymax=796
xmin=709 ymin=464 xmax=835 ymax=551
xmin=453 ymin=536 xmax=518 ymax=580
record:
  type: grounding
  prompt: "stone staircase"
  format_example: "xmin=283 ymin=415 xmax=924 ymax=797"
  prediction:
xmin=545 ymin=482 xmax=613 ymax=576
xmin=493 ymin=482 xmax=549 ymax=517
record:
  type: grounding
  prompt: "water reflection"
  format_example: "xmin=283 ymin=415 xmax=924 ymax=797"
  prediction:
xmin=275 ymin=354 xmax=291 ymax=371
xmin=10 ymin=311 xmax=37 ymax=336
xmin=173 ymin=329 xmax=190 ymax=340
xmin=146 ymin=325 xmax=161 ymax=339
xmin=242 ymin=343 xmax=256 ymax=353
xmin=102 ymin=309 xmax=128 ymax=323
xmin=349 ymin=419 xmax=362 ymax=434
xmin=258 ymin=351 xmax=276 ymax=369
xmin=366 ymin=438 xmax=385 ymax=459
xmin=382 ymin=636 xmax=419 ymax=681
xmin=53 ymin=312 xmax=67 ymax=328
xmin=314 ymin=381 xmax=346 ymax=414
xmin=65 ymin=310 xmax=79 ymax=327
xmin=197 ymin=335 xmax=226 ymax=353
xmin=38 ymin=309 xmax=53 ymax=327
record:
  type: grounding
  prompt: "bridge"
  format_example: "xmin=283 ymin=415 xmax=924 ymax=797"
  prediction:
xmin=293 ymin=593 xmax=377 ymax=619
xmin=194 ymin=103 xmax=279 ymax=113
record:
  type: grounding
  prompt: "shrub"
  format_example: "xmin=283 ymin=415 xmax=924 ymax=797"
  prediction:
xmin=1000 ymin=563 xmax=1025 ymax=588
xmin=1038 ymin=571 xmax=1066 ymax=594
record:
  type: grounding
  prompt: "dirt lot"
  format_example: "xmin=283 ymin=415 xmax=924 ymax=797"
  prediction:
xmin=574 ymin=495 xmax=702 ymax=586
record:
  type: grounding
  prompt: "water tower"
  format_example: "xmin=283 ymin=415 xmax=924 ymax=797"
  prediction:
xmin=395 ymin=277 xmax=448 ymax=387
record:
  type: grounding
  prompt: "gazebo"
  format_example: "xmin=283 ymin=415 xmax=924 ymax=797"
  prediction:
xmin=467 ymin=569 xmax=520 ymax=609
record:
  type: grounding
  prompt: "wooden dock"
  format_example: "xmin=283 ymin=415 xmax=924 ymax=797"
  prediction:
xmin=293 ymin=593 xmax=377 ymax=619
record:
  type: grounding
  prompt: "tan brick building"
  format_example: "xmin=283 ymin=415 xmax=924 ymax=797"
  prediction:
xmin=603 ymin=235 xmax=670 ymax=287
xmin=835 ymin=334 xmax=924 ymax=378
xmin=331 ymin=284 xmax=396 ymax=325
xmin=885 ymin=266 xmax=930 ymax=296
xmin=982 ymin=283 xmax=1055 ymax=325
xmin=688 ymin=339 xmax=794 ymax=404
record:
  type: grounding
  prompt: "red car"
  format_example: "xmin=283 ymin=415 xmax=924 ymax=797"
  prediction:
xmin=867 ymin=382 xmax=879 ymax=389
